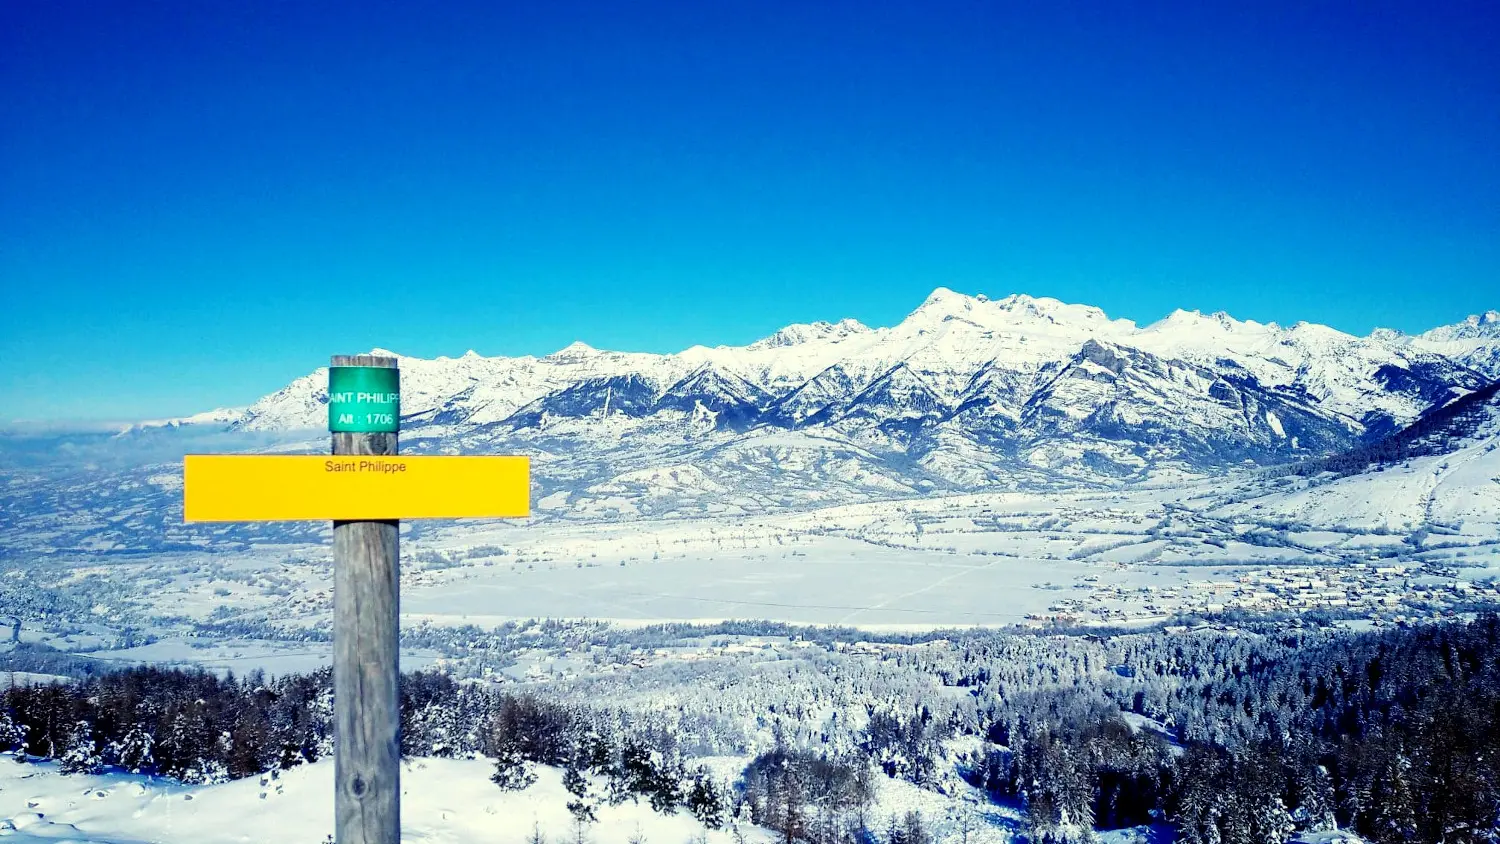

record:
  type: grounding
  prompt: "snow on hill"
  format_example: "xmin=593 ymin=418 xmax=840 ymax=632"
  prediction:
xmin=1212 ymin=381 xmax=1500 ymax=535
xmin=0 ymin=754 xmax=1020 ymax=844
xmin=0 ymin=755 xmax=759 ymax=844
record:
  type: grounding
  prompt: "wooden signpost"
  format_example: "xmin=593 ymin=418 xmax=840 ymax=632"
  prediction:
xmin=183 ymin=354 xmax=530 ymax=844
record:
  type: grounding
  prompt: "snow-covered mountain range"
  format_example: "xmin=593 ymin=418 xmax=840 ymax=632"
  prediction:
xmin=213 ymin=289 xmax=1495 ymax=489
xmin=4 ymin=289 xmax=1495 ymax=556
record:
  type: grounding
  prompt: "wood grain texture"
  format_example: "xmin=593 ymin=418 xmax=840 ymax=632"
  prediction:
xmin=331 ymin=354 xmax=401 ymax=844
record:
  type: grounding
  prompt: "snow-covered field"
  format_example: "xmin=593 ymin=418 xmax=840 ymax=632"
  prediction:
xmin=401 ymin=542 xmax=1108 ymax=627
xmin=2 ymin=452 xmax=1495 ymax=677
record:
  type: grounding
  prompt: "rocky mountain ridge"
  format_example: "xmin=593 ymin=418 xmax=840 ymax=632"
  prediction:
xmin=202 ymin=289 xmax=1495 ymax=490
xmin=4 ymin=290 xmax=1495 ymax=552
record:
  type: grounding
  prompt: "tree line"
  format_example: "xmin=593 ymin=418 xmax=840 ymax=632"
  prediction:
xmin=947 ymin=615 xmax=1500 ymax=843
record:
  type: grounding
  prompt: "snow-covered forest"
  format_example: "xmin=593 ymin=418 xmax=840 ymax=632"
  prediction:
xmin=4 ymin=615 xmax=1497 ymax=843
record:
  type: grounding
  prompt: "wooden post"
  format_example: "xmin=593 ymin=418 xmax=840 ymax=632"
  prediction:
xmin=331 ymin=354 xmax=400 ymax=844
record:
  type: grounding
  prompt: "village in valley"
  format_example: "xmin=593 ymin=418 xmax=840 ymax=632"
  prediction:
xmin=1029 ymin=559 xmax=1500 ymax=628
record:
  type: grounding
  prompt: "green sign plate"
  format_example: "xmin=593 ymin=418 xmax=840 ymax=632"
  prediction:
xmin=328 ymin=366 xmax=400 ymax=433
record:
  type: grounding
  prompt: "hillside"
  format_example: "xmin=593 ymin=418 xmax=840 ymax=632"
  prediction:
xmin=1212 ymin=380 xmax=1500 ymax=533
xmin=0 ymin=756 xmax=770 ymax=844
xmin=1291 ymin=379 xmax=1500 ymax=476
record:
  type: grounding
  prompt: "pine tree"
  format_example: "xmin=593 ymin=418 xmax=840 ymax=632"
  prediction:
xmin=605 ymin=758 xmax=636 ymax=806
xmin=567 ymin=798 xmax=599 ymax=824
xmin=492 ymin=741 xmax=537 ymax=791
xmin=576 ymin=721 xmax=615 ymax=774
xmin=901 ymin=811 xmax=930 ymax=844
xmin=107 ymin=725 xmax=155 ymax=774
xmin=770 ymin=759 xmax=806 ymax=844
xmin=687 ymin=768 xmax=725 ymax=829
xmin=1020 ymin=732 xmax=1097 ymax=844
xmin=183 ymin=756 xmax=231 ymax=785
xmin=564 ymin=764 xmax=591 ymax=799
xmin=565 ymin=764 xmax=599 ymax=823
xmin=1171 ymin=745 xmax=1227 ymax=844
xmin=159 ymin=699 xmax=216 ymax=780
xmin=57 ymin=720 xmax=102 ymax=775
xmin=1250 ymin=795 xmax=1295 ymax=844
xmin=886 ymin=814 xmax=907 ymax=844
xmin=947 ymin=805 xmax=977 ymax=844
xmin=1294 ymin=764 xmax=1337 ymax=833
xmin=646 ymin=752 xmax=682 ymax=814
xmin=731 ymin=798 xmax=752 ymax=844
xmin=0 ymin=707 xmax=25 ymax=752
xmin=1371 ymin=753 xmax=1418 ymax=844
xmin=228 ymin=697 xmax=273 ymax=779
xmin=617 ymin=737 xmax=655 ymax=803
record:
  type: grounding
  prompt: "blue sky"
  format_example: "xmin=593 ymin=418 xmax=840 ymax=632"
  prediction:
xmin=2 ymin=1 xmax=1496 ymax=422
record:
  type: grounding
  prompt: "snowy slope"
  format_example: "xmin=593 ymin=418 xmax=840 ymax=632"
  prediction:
xmin=1212 ymin=437 xmax=1500 ymax=535
xmin=1211 ymin=382 xmax=1500 ymax=534
xmin=0 ymin=754 xmax=1023 ymax=844
xmin=0 ymin=755 xmax=767 ymax=844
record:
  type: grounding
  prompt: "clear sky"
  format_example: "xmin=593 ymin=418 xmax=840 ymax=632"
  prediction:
xmin=2 ymin=1 xmax=1496 ymax=423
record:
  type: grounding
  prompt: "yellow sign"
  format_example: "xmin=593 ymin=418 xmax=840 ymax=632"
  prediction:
xmin=183 ymin=455 xmax=531 ymax=522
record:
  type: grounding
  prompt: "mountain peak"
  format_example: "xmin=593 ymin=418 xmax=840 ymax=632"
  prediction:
xmin=747 ymin=318 xmax=870 ymax=350
xmin=917 ymin=286 xmax=971 ymax=310
xmin=1418 ymin=311 xmax=1500 ymax=343
xmin=546 ymin=341 xmax=598 ymax=358
xmin=907 ymin=288 xmax=1120 ymax=326
xmin=1150 ymin=308 xmax=1253 ymax=328
xmin=911 ymin=287 xmax=1044 ymax=315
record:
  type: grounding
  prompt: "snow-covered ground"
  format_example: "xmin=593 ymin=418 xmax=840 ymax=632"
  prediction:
xmin=0 ymin=294 xmax=1488 ymax=844
xmin=0 ymin=754 xmax=1035 ymax=844
xmin=1210 ymin=434 xmax=1500 ymax=535
xmin=0 ymin=755 xmax=758 ymax=844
